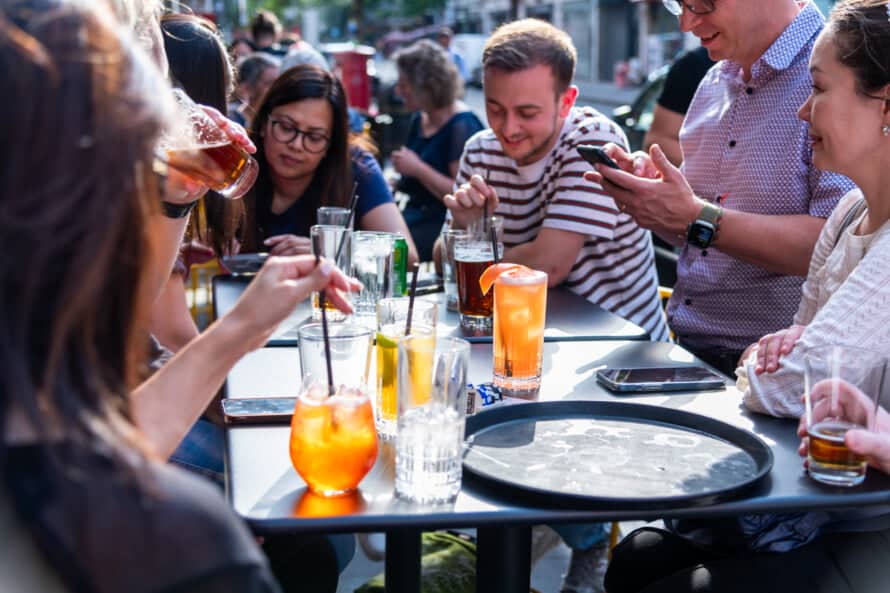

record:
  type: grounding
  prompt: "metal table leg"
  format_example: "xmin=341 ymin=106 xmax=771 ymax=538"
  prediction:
xmin=385 ymin=528 xmax=422 ymax=593
xmin=476 ymin=525 xmax=531 ymax=593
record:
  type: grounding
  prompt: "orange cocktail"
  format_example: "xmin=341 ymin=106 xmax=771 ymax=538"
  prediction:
xmin=482 ymin=264 xmax=548 ymax=397
xmin=289 ymin=385 xmax=378 ymax=496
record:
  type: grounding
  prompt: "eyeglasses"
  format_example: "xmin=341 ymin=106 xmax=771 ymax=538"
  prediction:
xmin=268 ymin=118 xmax=330 ymax=154
xmin=662 ymin=0 xmax=716 ymax=16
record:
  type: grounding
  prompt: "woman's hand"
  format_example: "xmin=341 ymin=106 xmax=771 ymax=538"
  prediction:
xmin=391 ymin=146 xmax=423 ymax=177
xmin=753 ymin=324 xmax=806 ymax=374
xmin=264 ymin=234 xmax=313 ymax=256
xmin=224 ymin=255 xmax=361 ymax=351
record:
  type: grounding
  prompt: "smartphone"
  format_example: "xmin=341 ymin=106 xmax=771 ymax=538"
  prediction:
xmin=222 ymin=397 xmax=297 ymax=424
xmin=222 ymin=253 xmax=269 ymax=275
xmin=577 ymin=145 xmax=620 ymax=169
xmin=596 ymin=366 xmax=726 ymax=394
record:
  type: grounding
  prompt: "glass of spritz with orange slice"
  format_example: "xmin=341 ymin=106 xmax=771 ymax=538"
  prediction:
xmin=480 ymin=263 xmax=548 ymax=397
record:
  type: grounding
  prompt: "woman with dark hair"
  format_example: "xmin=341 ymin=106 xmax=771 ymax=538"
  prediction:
xmin=391 ymin=39 xmax=483 ymax=261
xmin=240 ymin=64 xmax=418 ymax=262
xmin=0 ymin=1 xmax=354 ymax=590
xmin=153 ymin=13 xmax=243 ymax=354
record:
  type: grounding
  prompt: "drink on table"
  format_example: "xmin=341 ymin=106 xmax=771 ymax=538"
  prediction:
xmin=395 ymin=336 xmax=470 ymax=504
xmin=289 ymin=383 xmax=378 ymax=496
xmin=375 ymin=298 xmax=438 ymax=436
xmin=351 ymin=232 xmax=394 ymax=328
xmin=803 ymin=345 xmax=888 ymax=487
xmin=317 ymin=206 xmax=351 ymax=227
xmin=807 ymin=419 xmax=868 ymax=485
xmin=441 ymin=228 xmax=469 ymax=312
xmin=454 ymin=216 xmax=503 ymax=332
xmin=310 ymin=224 xmax=352 ymax=321
xmin=482 ymin=264 xmax=548 ymax=397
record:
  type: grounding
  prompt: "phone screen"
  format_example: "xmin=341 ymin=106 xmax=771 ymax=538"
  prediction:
xmin=222 ymin=397 xmax=297 ymax=423
xmin=596 ymin=366 xmax=725 ymax=393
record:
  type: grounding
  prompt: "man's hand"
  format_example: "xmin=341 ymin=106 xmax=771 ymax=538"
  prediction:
xmin=443 ymin=174 xmax=498 ymax=229
xmin=583 ymin=144 xmax=702 ymax=238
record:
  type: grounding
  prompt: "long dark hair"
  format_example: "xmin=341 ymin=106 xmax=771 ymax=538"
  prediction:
xmin=161 ymin=12 xmax=242 ymax=257
xmin=827 ymin=0 xmax=890 ymax=96
xmin=241 ymin=64 xmax=352 ymax=252
xmin=0 ymin=0 xmax=168 ymax=581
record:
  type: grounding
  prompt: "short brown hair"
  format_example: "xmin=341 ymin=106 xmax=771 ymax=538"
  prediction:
xmin=482 ymin=18 xmax=576 ymax=93
xmin=395 ymin=39 xmax=462 ymax=110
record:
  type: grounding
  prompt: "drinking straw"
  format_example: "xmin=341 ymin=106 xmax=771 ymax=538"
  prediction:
xmin=482 ymin=170 xmax=490 ymax=234
xmin=316 ymin=254 xmax=335 ymax=396
xmin=404 ymin=262 xmax=421 ymax=336
xmin=333 ymin=182 xmax=360 ymax=264
xmin=489 ymin=222 xmax=501 ymax=264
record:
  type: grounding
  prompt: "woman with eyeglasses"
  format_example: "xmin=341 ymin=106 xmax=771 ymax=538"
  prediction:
xmin=239 ymin=64 xmax=418 ymax=261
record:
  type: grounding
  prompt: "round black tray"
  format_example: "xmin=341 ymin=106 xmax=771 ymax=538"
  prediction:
xmin=463 ymin=401 xmax=773 ymax=510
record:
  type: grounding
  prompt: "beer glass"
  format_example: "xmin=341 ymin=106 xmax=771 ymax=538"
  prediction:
xmin=161 ymin=89 xmax=258 ymax=199
xmin=804 ymin=345 xmax=889 ymax=487
xmin=493 ymin=267 xmax=548 ymax=397
xmin=454 ymin=216 xmax=503 ymax=332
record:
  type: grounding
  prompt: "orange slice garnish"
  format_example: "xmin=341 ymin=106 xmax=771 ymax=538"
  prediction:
xmin=479 ymin=263 xmax=525 ymax=295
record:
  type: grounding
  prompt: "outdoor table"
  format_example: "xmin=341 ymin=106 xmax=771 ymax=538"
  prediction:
xmin=212 ymin=274 xmax=649 ymax=345
xmin=224 ymin=340 xmax=890 ymax=593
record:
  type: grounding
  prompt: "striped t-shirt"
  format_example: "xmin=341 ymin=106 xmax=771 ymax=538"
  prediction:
xmin=456 ymin=105 xmax=670 ymax=342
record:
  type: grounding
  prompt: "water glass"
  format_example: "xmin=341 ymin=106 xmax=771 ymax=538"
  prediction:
xmin=395 ymin=336 xmax=470 ymax=504
xmin=311 ymin=224 xmax=352 ymax=321
xmin=317 ymin=206 xmax=352 ymax=227
xmin=441 ymin=228 xmax=469 ymax=312
xmin=298 ymin=323 xmax=373 ymax=388
xmin=375 ymin=298 xmax=438 ymax=437
xmin=351 ymin=231 xmax=394 ymax=328
xmin=803 ymin=345 xmax=888 ymax=487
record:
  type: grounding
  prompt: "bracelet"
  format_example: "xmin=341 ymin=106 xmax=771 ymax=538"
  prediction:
xmin=161 ymin=199 xmax=198 ymax=219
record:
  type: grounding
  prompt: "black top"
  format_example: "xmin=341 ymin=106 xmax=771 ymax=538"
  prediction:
xmin=4 ymin=442 xmax=280 ymax=593
xmin=657 ymin=47 xmax=715 ymax=115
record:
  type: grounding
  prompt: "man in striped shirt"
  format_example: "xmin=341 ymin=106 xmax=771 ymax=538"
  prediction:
xmin=442 ymin=19 xmax=668 ymax=593
xmin=444 ymin=19 xmax=669 ymax=344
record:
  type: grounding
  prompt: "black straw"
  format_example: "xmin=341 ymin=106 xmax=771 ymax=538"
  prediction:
xmin=483 ymin=169 xmax=491 ymax=234
xmin=333 ymin=183 xmax=359 ymax=264
xmin=404 ymin=262 xmax=421 ymax=336
xmin=489 ymin=219 xmax=500 ymax=264
xmin=316 ymin=255 xmax=335 ymax=396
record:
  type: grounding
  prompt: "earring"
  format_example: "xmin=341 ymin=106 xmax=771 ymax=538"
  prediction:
xmin=883 ymin=124 xmax=890 ymax=137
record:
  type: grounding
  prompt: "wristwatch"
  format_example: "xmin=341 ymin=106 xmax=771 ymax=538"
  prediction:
xmin=686 ymin=201 xmax=723 ymax=249
xmin=161 ymin=199 xmax=199 ymax=219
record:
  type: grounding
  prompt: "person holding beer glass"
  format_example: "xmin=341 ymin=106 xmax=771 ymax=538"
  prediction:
xmin=238 ymin=64 xmax=418 ymax=264
xmin=0 ymin=2 xmax=362 ymax=590
xmin=604 ymin=2 xmax=890 ymax=591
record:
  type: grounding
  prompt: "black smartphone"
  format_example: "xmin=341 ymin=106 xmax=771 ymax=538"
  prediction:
xmin=222 ymin=397 xmax=297 ymax=424
xmin=596 ymin=366 xmax=726 ymax=394
xmin=221 ymin=253 xmax=269 ymax=275
xmin=577 ymin=145 xmax=620 ymax=169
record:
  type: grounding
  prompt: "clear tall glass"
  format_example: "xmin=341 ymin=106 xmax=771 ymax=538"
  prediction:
xmin=297 ymin=323 xmax=373 ymax=388
xmin=395 ymin=336 xmax=470 ymax=504
xmin=317 ymin=206 xmax=352 ymax=227
xmin=493 ymin=267 xmax=548 ymax=397
xmin=161 ymin=89 xmax=258 ymax=199
xmin=375 ymin=298 xmax=438 ymax=437
xmin=441 ymin=228 xmax=469 ymax=312
xmin=310 ymin=224 xmax=352 ymax=321
xmin=351 ymin=231 xmax=394 ymax=328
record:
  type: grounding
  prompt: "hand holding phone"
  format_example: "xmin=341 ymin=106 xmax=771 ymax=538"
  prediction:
xmin=577 ymin=145 xmax=621 ymax=169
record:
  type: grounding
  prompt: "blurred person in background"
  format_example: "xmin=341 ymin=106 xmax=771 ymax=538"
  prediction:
xmin=232 ymin=52 xmax=281 ymax=128
xmin=251 ymin=8 xmax=285 ymax=57
xmin=391 ymin=39 xmax=483 ymax=261
xmin=230 ymin=35 xmax=256 ymax=61
xmin=239 ymin=64 xmax=418 ymax=263
xmin=436 ymin=26 xmax=469 ymax=83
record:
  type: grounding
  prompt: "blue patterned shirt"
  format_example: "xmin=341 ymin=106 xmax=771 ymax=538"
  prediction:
xmin=667 ymin=1 xmax=856 ymax=351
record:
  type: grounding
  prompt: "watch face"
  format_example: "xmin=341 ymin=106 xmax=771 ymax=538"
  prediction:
xmin=687 ymin=222 xmax=716 ymax=249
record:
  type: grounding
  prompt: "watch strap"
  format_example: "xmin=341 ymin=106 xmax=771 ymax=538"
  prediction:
xmin=696 ymin=201 xmax=723 ymax=227
xmin=161 ymin=199 xmax=198 ymax=219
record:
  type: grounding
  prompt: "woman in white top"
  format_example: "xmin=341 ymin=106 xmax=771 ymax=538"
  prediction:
xmin=738 ymin=0 xmax=890 ymax=420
